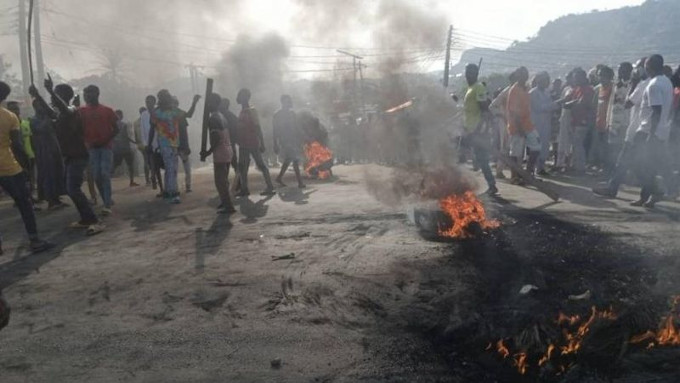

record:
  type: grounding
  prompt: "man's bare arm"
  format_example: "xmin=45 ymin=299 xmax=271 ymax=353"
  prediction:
xmin=185 ymin=95 xmax=201 ymax=119
xmin=43 ymin=74 xmax=71 ymax=116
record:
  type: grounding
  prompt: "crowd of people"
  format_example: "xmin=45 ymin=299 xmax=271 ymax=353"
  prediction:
xmin=2 ymin=53 xmax=680 ymax=256
xmin=462 ymin=53 xmax=680 ymax=208
xmin=0 ymin=76 xmax=312 ymax=255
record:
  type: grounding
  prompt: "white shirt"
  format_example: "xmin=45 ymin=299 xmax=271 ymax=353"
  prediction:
xmin=638 ymin=75 xmax=674 ymax=141
xmin=607 ymin=81 xmax=630 ymax=140
xmin=625 ymin=78 xmax=650 ymax=142
xmin=140 ymin=110 xmax=157 ymax=149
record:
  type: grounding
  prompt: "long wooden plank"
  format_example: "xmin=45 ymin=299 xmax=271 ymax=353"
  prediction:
xmin=199 ymin=78 xmax=214 ymax=162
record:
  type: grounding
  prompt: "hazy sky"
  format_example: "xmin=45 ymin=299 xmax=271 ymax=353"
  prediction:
xmin=446 ymin=0 xmax=644 ymax=47
xmin=0 ymin=0 xmax=646 ymax=82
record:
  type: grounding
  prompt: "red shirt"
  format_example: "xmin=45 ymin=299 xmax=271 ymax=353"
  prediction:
xmin=237 ymin=108 xmax=261 ymax=149
xmin=569 ymin=85 xmax=595 ymax=128
xmin=79 ymin=104 xmax=118 ymax=149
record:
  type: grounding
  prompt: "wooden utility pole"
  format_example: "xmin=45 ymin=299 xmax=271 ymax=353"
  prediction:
xmin=358 ymin=62 xmax=366 ymax=118
xmin=337 ymin=49 xmax=364 ymax=118
xmin=18 ymin=0 xmax=30 ymax=94
xmin=33 ymin=0 xmax=45 ymax=87
xmin=443 ymin=25 xmax=453 ymax=88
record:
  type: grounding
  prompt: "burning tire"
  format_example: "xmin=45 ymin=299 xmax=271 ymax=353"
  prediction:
xmin=304 ymin=141 xmax=334 ymax=180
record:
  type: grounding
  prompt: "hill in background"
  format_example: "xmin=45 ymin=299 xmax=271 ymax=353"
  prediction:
xmin=452 ymin=0 xmax=680 ymax=79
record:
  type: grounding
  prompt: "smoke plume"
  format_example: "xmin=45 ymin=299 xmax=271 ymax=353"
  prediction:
xmin=365 ymin=164 xmax=479 ymax=207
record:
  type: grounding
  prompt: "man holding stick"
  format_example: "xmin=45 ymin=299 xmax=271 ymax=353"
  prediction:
xmin=461 ymin=63 xmax=498 ymax=195
xmin=201 ymin=92 xmax=236 ymax=214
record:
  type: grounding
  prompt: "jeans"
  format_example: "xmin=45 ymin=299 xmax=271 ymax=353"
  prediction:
xmin=88 ymin=148 xmax=113 ymax=208
xmin=607 ymin=133 xmax=650 ymax=194
xmin=181 ymin=155 xmax=192 ymax=191
xmin=639 ymin=136 xmax=678 ymax=201
xmin=0 ymin=172 xmax=38 ymax=238
xmin=462 ymin=133 xmax=496 ymax=188
xmin=239 ymin=147 xmax=274 ymax=193
xmin=160 ymin=146 xmax=179 ymax=196
xmin=572 ymin=125 xmax=590 ymax=173
xmin=65 ymin=157 xmax=98 ymax=224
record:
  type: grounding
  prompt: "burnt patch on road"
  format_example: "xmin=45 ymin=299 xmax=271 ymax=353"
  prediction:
xmin=378 ymin=208 xmax=680 ymax=382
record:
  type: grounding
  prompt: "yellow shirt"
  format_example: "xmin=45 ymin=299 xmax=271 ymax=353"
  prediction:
xmin=464 ymin=82 xmax=487 ymax=132
xmin=0 ymin=106 xmax=23 ymax=177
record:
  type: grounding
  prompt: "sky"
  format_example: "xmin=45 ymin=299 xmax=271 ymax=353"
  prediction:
xmin=447 ymin=0 xmax=644 ymax=48
xmin=0 ymin=0 xmax=646 ymax=83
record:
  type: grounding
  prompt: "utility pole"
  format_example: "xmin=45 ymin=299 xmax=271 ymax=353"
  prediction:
xmin=358 ymin=62 xmax=366 ymax=119
xmin=337 ymin=49 xmax=365 ymax=118
xmin=18 ymin=0 xmax=30 ymax=96
xmin=33 ymin=0 xmax=45 ymax=87
xmin=443 ymin=25 xmax=453 ymax=88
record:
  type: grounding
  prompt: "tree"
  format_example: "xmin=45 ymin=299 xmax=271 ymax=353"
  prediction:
xmin=0 ymin=55 xmax=24 ymax=100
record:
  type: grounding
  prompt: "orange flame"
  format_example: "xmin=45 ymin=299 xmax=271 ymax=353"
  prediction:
xmin=561 ymin=306 xmax=617 ymax=356
xmin=513 ymin=352 xmax=528 ymax=375
xmin=538 ymin=344 xmax=555 ymax=367
xmin=557 ymin=313 xmax=581 ymax=326
xmin=631 ymin=296 xmax=680 ymax=348
xmin=490 ymin=306 xmax=620 ymax=376
xmin=438 ymin=191 xmax=500 ymax=238
xmin=497 ymin=339 xmax=510 ymax=359
xmin=304 ymin=141 xmax=333 ymax=179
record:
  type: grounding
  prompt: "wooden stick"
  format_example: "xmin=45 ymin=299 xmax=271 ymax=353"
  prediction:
xmin=199 ymin=78 xmax=214 ymax=162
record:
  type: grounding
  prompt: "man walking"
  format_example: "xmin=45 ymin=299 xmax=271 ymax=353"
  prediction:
xmin=632 ymin=54 xmax=676 ymax=208
xmin=79 ymin=85 xmax=119 ymax=215
xmin=6 ymin=101 xmax=36 ymax=198
xmin=529 ymin=71 xmax=560 ymax=176
xmin=273 ymin=95 xmax=306 ymax=189
xmin=148 ymin=90 xmax=187 ymax=204
xmin=29 ymin=76 xmax=104 ymax=234
xmin=201 ymin=93 xmax=236 ymax=214
xmin=461 ymin=63 xmax=497 ymax=195
xmin=0 ymin=81 xmax=51 ymax=252
xmin=563 ymin=68 xmax=595 ymax=175
xmin=593 ymin=59 xmax=650 ymax=198
xmin=113 ymin=110 xmax=139 ymax=187
xmin=507 ymin=67 xmax=541 ymax=180
xmin=235 ymin=88 xmax=275 ymax=197
xmin=133 ymin=107 xmax=151 ymax=186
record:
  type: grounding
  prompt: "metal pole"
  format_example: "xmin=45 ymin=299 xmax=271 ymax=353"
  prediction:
xmin=18 ymin=0 xmax=30 ymax=95
xmin=33 ymin=0 xmax=45 ymax=86
xmin=27 ymin=0 xmax=34 ymax=84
